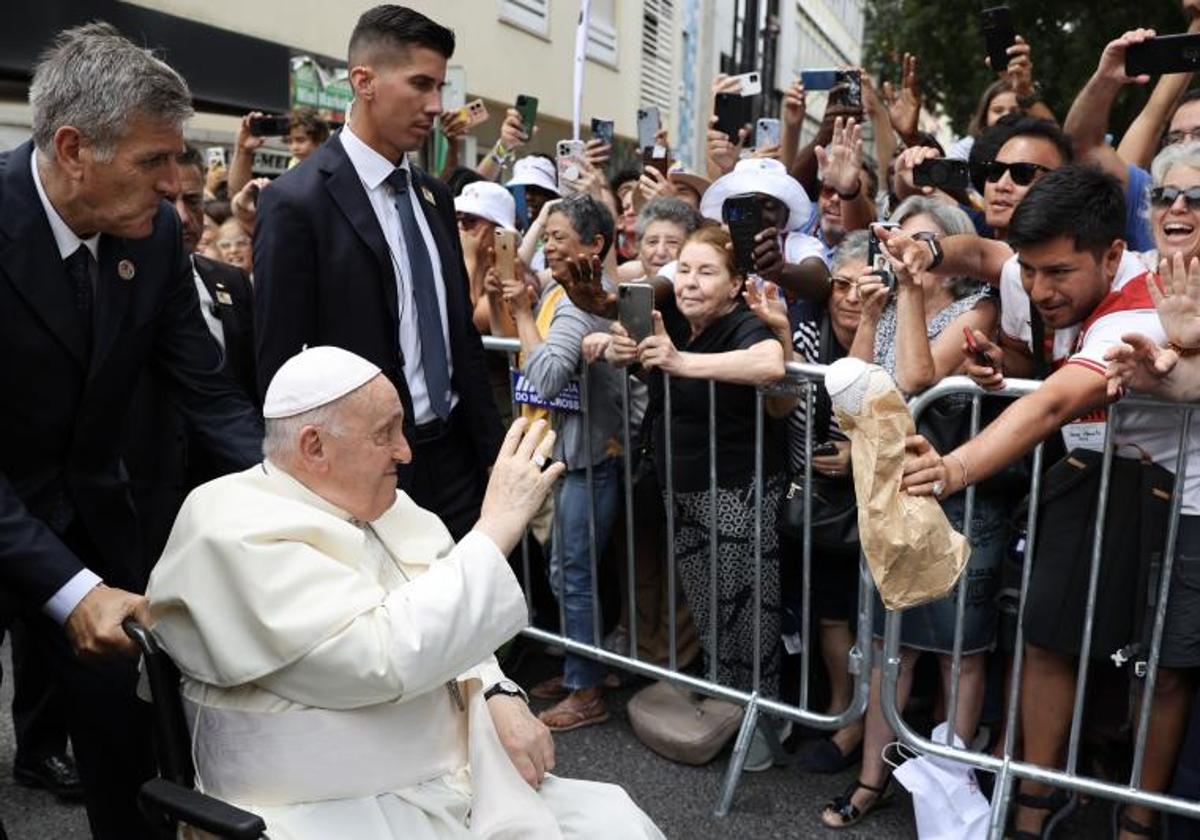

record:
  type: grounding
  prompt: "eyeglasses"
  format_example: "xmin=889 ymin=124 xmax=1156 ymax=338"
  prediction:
xmin=1166 ymin=127 xmax=1200 ymax=146
xmin=830 ymin=276 xmax=869 ymax=292
xmin=982 ymin=160 xmax=1052 ymax=186
xmin=1150 ymin=186 xmax=1200 ymax=209
xmin=456 ymin=213 xmax=483 ymax=230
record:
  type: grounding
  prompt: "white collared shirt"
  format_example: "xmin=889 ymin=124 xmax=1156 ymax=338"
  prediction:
xmin=30 ymin=148 xmax=102 ymax=623
xmin=192 ymin=256 xmax=226 ymax=352
xmin=338 ymin=125 xmax=457 ymax=425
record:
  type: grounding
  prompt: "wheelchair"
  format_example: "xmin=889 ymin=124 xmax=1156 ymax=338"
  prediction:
xmin=124 ymin=619 xmax=268 ymax=839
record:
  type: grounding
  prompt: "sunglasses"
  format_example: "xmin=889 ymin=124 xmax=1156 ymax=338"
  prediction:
xmin=982 ymin=160 xmax=1051 ymax=186
xmin=1150 ymin=186 xmax=1200 ymax=209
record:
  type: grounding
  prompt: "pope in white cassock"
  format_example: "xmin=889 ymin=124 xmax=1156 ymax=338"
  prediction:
xmin=144 ymin=346 xmax=664 ymax=839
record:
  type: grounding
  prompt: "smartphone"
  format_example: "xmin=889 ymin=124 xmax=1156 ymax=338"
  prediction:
xmin=800 ymin=69 xmax=839 ymax=90
xmin=443 ymin=65 xmax=467 ymax=114
xmin=248 ymin=114 xmax=291 ymax=137
xmin=982 ymin=6 xmax=1016 ymax=76
xmin=515 ymin=94 xmax=538 ymax=133
xmin=556 ymin=139 xmax=587 ymax=195
xmin=494 ymin=228 xmax=518 ymax=284
xmin=963 ymin=327 xmax=993 ymax=368
xmin=914 ymin=158 xmax=971 ymax=192
xmin=730 ymin=70 xmax=763 ymax=97
xmin=618 ymin=283 xmax=655 ymax=343
xmin=204 ymin=146 xmax=227 ymax=169
xmin=642 ymin=144 xmax=670 ymax=177
xmin=755 ymin=118 xmax=781 ymax=149
xmin=813 ymin=442 xmax=839 ymax=458
xmin=715 ymin=92 xmax=752 ymax=142
xmin=721 ymin=193 xmax=766 ymax=274
xmin=829 ymin=70 xmax=862 ymax=110
xmin=591 ymin=117 xmax=615 ymax=146
xmin=868 ymin=223 xmax=897 ymax=290
xmin=1126 ymin=33 xmax=1200 ymax=77
xmin=636 ymin=107 xmax=661 ymax=150
xmin=454 ymin=98 xmax=489 ymax=128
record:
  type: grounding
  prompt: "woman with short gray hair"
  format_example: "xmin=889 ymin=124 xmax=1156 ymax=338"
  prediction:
xmin=616 ymin=196 xmax=704 ymax=281
xmin=1139 ymin=140 xmax=1200 ymax=272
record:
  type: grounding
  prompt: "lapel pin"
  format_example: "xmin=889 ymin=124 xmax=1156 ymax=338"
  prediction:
xmin=216 ymin=289 xmax=233 ymax=306
xmin=117 ymin=259 xmax=136 ymax=280
xmin=421 ymin=185 xmax=436 ymax=206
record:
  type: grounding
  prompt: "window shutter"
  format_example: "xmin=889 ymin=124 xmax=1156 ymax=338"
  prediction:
xmin=639 ymin=0 xmax=675 ymax=120
xmin=498 ymin=0 xmax=550 ymax=38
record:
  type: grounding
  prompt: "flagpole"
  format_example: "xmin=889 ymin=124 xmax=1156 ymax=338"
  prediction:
xmin=572 ymin=0 xmax=592 ymax=140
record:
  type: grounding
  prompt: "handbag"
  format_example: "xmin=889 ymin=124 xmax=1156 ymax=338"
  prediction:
xmin=627 ymin=680 xmax=743 ymax=766
xmin=777 ymin=315 xmax=860 ymax=555
xmin=1016 ymin=447 xmax=1173 ymax=661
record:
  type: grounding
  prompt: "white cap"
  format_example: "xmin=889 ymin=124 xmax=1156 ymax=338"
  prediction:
xmin=454 ymin=181 xmax=517 ymax=230
xmin=825 ymin=358 xmax=897 ymax=415
xmin=700 ymin=158 xmax=813 ymax=232
xmin=506 ymin=155 xmax=560 ymax=196
xmin=263 ymin=346 xmax=381 ymax=419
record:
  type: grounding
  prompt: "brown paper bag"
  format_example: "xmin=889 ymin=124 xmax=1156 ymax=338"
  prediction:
xmin=835 ymin=389 xmax=970 ymax=610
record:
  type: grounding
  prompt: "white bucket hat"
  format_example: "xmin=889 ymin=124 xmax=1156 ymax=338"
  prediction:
xmin=454 ymin=181 xmax=517 ymax=230
xmin=700 ymin=158 xmax=812 ymax=232
xmin=505 ymin=156 xmax=561 ymax=196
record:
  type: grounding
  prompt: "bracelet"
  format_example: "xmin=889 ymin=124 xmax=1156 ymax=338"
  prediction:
xmin=943 ymin=452 xmax=970 ymax=491
xmin=1168 ymin=341 xmax=1200 ymax=358
xmin=835 ymin=180 xmax=862 ymax=201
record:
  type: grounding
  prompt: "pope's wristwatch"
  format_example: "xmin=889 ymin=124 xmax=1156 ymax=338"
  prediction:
xmin=483 ymin=679 xmax=527 ymax=702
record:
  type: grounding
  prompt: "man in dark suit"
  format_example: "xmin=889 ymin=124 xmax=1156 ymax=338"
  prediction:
xmin=0 ymin=23 xmax=262 ymax=837
xmin=254 ymin=5 xmax=503 ymax=539
xmin=124 ymin=144 xmax=260 ymax=561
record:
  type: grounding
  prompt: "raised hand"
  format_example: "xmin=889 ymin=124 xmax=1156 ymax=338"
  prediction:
xmin=883 ymin=53 xmax=921 ymax=141
xmin=962 ymin=328 xmax=1006 ymax=391
xmin=707 ymin=115 xmax=748 ymax=176
xmin=477 ymin=418 xmax=565 ymax=554
xmin=893 ymin=145 xmax=943 ymax=198
xmin=440 ymin=107 xmax=472 ymax=141
xmin=500 ymin=107 xmax=531 ymax=151
xmin=584 ymin=137 xmax=612 ymax=170
xmin=814 ymin=117 xmax=864 ymax=197
xmin=878 ymin=224 xmax=934 ymax=276
xmin=637 ymin=311 xmax=685 ymax=374
xmin=743 ymin=279 xmax=789 ymax=339
xmin=1104 ymin=332 xmax=1179 ymax=399
xmin=1093 ymin=29 xmax=1157 ymax=86
xmin=782 ymin=79 xmax=807 ymax=130
xmin=1001 ymin=36 xmax=1036 ymax=96
xmin=559 ymin=253 xmax=616 ymax=317
xmin=1153 ymin=253 xmax=1200 ymax=349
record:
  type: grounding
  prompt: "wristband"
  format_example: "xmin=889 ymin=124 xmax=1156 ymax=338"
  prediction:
xmin=1168 ymin=341 xmax=1200 ymax=358
xmin=944 ymin=452 xmax=970 ymax=491
xmin=834 ymin=180 xmax=862 ymax=202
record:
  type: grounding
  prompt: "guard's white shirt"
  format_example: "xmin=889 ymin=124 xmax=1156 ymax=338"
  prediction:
xmin=339 ymin=125 xmax=457 ymax=424
xmin=192 ymin=256 xmax=226 ymax=352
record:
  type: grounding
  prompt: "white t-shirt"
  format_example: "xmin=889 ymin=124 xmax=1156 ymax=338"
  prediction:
xmin=783 ymin=231 xmax=828 ymax=267
xmin=1002 ymin=249 xmax=1200 ymax=513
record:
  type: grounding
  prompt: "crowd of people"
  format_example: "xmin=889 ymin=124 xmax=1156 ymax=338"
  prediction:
xmin=8 ymin=2 xmax=1200 ymax=839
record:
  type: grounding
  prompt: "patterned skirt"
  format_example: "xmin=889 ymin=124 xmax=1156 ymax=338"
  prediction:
xmin=663 ymin=475 xmax=785 ymax=697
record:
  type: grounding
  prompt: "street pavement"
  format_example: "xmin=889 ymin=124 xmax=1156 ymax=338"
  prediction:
xmin=1 ymin=636 xmax=1121 ymax=839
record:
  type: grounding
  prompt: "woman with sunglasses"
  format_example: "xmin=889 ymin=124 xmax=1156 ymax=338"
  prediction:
xmin=1138 ymin=141 xmax=1200 ymax=272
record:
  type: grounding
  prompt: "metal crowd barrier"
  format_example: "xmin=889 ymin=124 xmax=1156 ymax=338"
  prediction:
xmin=886 ymin=375 xmax=1200 ymax=838
xmin=482 ymin=337 xmax=875 ymax=815
xmin=484 ymin=335 xmax=1200 ymax=830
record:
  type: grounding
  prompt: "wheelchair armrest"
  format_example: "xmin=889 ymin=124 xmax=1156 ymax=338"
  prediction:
xmin=138 ymin=778 xmax=266 ymax=839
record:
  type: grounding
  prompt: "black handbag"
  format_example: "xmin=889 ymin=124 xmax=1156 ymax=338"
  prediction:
xmin=777 ymin=315 xmax=860 ymax=555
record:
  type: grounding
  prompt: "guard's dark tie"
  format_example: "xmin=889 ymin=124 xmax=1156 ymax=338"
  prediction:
xmin=64 ymin=243 xmax=94 ymax=351
xmin=384 ymin=167 xmax=452 ymax=420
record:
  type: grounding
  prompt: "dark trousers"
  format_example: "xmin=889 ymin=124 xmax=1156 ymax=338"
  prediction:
xmin=408 ymin=409 xmax=488 ymax=541
xmin=9 ymin=617 xmax=69 ymax=765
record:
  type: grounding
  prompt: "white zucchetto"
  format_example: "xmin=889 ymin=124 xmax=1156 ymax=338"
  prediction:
xmin=263 ymin=346 xmax=382 ymax=419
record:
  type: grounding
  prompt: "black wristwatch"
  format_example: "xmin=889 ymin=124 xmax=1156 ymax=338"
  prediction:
xmin=484 ymin=679 xmax=527 ymax=702
xmin=1016 ymin=82 xmax=1043 ymax=110
xmin=913 ymin=231 xmax=944 ymax=269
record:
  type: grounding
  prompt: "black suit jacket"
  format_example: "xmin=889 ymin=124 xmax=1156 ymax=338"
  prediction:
xmin=193 ymin=254 xmax=257 ymax=403
xmin=253 ymin=131 xmax=503 ymax=485
xmin=0 ymin=141 xmax=263 ymax=607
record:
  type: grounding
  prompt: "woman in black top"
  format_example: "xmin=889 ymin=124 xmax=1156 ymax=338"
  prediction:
xmin=606 ymin=226 xmax=794 ymax=762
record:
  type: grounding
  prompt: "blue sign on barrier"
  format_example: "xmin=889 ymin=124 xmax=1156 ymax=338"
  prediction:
xmin=510 ymin=368 xmax=581 ymax=412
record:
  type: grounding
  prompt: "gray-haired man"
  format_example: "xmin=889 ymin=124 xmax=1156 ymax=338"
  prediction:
xmin=0 ymin=22 xmax=261 ymax=837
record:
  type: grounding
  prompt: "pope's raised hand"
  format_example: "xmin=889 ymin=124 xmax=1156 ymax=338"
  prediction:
xmin=476 ymin=418 xmax=564 ymax=555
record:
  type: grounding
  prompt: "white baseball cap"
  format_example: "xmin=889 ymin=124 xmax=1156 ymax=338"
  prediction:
xmin=454 ymin=181 xmax=517 ymax=230
xmin=506 ymin=155 xmax=561 ymax=196
xmin=700 ymin=158 xmax=813 ymax=232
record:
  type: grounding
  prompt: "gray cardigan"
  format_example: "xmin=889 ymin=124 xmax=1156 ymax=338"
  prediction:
xmin=522 ymin=282 xmax=625 ymax=471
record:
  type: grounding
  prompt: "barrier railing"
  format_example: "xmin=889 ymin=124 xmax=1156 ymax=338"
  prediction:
xmin=485 ymin=335 xmax=1200 ymax=830
xmin=884 ymin=375 xmax=1200 ymax=838
xmin=483 ymin=337 xmax=873 ymax=815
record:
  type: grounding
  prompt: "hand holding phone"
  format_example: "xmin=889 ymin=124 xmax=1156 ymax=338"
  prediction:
xmin=248 ymin=114 xmax=291 ymax=137
xmin=515 ymin=94 xmax=538 ymax=134
xmin=914 ymin=159 xmax=970 ymax=193
xmin=982 ymin=6 xmax=1017 ymax=76
xmin=962 ymin=327 xmax=994 ymax=368
xmin=618 ymin=283 xmax=655 ymax=343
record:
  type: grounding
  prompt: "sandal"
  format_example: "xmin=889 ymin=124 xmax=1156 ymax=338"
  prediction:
xmin=538 ymin=692 xmax=610 ymax=732
xmin=794 ymin=737 xmax=863 ymax=774
xmin=1007 ymin=790 xmax=1069 ymax=840
xmin=820 ymin=777 xmax=892 ymax=829
xmin=1112 ymin=805 xmax=1157 ymax=838
xmin=530 ymin=673 xmax=620 ymax=701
